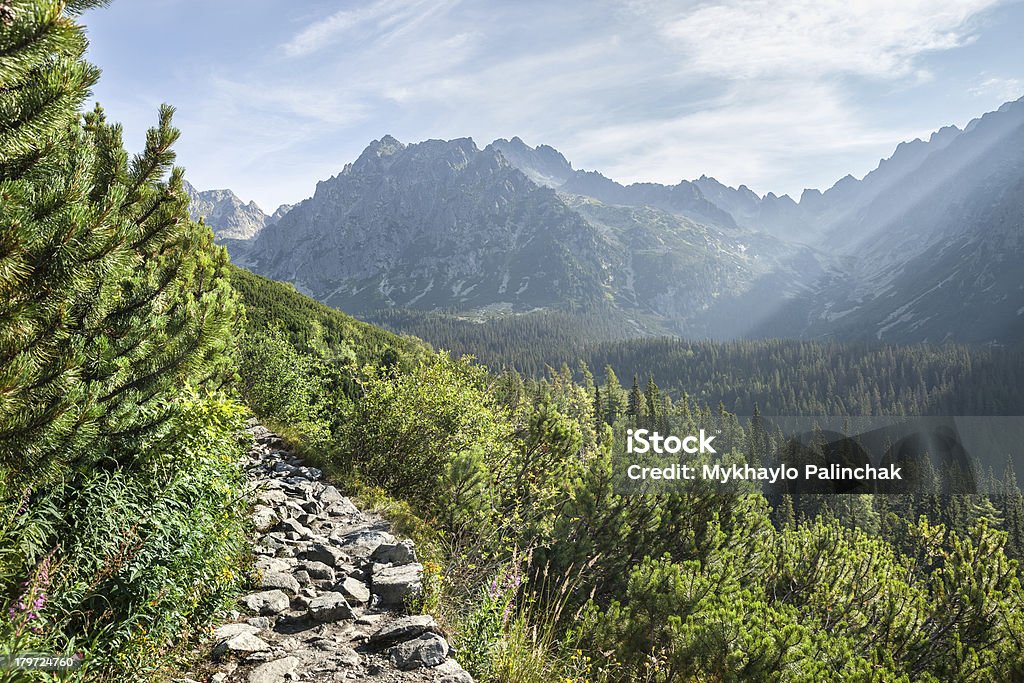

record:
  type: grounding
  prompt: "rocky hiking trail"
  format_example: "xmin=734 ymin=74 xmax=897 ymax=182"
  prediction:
xmin=181 ymin=422 xmax=473 ymax=683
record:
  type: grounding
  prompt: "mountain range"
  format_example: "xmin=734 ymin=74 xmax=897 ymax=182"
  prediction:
xmin=188 ymin=97 xmax=1024 ymax=344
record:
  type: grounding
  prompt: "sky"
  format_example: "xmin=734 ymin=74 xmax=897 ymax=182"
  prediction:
xmin=82 ymin=0 xmax=1024 ymax=212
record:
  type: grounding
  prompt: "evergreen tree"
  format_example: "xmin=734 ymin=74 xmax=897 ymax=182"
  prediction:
xmin=643 ymin=374 xmax=660 ymax=421
xmin=0 ymin=0 xmax=237 ymax=486
xmin=626 ymin=374 xmax=642 ymax=419
xmin=601 ymin=365 xmax=624 ymax=425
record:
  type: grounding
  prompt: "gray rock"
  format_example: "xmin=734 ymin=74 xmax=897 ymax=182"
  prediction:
xmin=338 ymin=576 xmax=371 ymax=604
xmin=275 ymin=518 xmax=313 ymax=539
xmin=302 ymin=560 xmax=336 ymax=582
xmin=388 ymin=632 xmax=449 ymax=670
xmin=308 ymin=593 xmax=354 ymax=623
xmin=212 ymin=632 xmax=270 ymax=659
xmin=299 ymin=543 xmax=349 ymax=568
xmin=320 ymin=485 xmax=346 ymax=504
xmin=213 ymin=623 xmax=260 ymax=640
xmin=435 ymin=659 xmax=475 ymax=682
xmin=369 ymin=615 xmax=438 ymax=646
xmin=255 ymin=557 xmax=294 ymax=573
xmin=272 ymin=461 xmax=294 ymax=475
xmin=338 ymin=529 xmax=394 ymax=548
xmin=372 ymin=563 xmax=423 ymax=607
xmin=249 ymin=425 xmax=271 ymax=439
xmin=334 ymin=645 xmax=361 ymax=667
xmin=247 ymin=656 xmax=299 ymax=683
xmin=295 ymin=466 xmax=322 ymax=480
xmin=241 ymin=590 xmax=290 ymax=616
xmin=300 ymin=500 xmax=325 ymax=515
xmin=371 ymin=540 xmax=417 ymax=565
xmin=260 ymin=571 xmax=300 ymax=595
xmin=252 ymin=505 xmax=279 ymax=532
xmin=326 ymin=499 xmax=362 ymax=517
xmin=257 ymin=489 xmax=288 ymax=506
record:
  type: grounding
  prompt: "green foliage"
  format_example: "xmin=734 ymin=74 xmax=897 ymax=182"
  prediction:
xmin=373 ymin=310 xmax=1024 ymax=417
xmin=338 ymin=353 xmax=512 ymax=524
xmin=0 ymin=2 xmax=237 ymax=486
xmin=241 ymin=271 xmax=1024 ymax=682
xmin=0 ymin=392 xmax=251 ymax=681
xmin=237 ymin=326 xmax=335 ymax=448
xmin=0 ymin=3 xmax=247 ymax=679
xmin=229 ymin=265 xmax=427 ymax=369
xmin=585 ymin=518 xmax=1024 ymax=682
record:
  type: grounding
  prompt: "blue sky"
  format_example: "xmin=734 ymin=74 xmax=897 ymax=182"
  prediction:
xmin=83 ymin=0 xmax=1024 ymax=211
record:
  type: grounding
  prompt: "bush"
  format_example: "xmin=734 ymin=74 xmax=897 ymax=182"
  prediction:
xmin=0 ymin=392 xmax=251 ymax=681
xmin=338 ymin=353 xmax=512 ymax=524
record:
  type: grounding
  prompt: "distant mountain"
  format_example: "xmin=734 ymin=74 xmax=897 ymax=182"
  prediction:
xmin=245 ymin=135 xmax=819 ymax=337
xmin=213 ymin=97 xmax=1024 ymax=344
xmin=757 ymin=98 xmax=1024 ymax=343
xmin=184 ymin=181 xmax=292 ymax=261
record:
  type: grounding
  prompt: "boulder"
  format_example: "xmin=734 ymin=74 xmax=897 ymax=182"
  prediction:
xmin=213 ymin=623 xmax=260 ymax=640
xmin=389 ymin=632 xmax=449 ymax=670
xmin=371 ymin=540 xmax=417 ymax=565
xmin=435 ymin=659 xmax=476 ymax=682
xmin=338 ymin=576 xmax=371 ymax=604
xmin=212 ymin=632 xmax=270 ymax=659
xmin=319 ymin=485 xmax=346 ymax=504
xmin=301 ymin=560 xmax=336 ymax=582
xmin=369 ymin=615 xmax=439 ymax=646
xmin=252 ymin=505 xmax=278 ymax=532
xmin=275 ymin=518 xmax=313 ymax=539
xmin=260 ymin=571 xmax=300 ymax=595
xmin=372 ymin=563 xmax=423 ymax=607
xmin=334 ymin=645 xmax=361 ymax=667
xmin=247 ymin=656 xmax=298 ymax=683
xmin=307 ymin=593 xmax=354 ymax=623
xmin=241 ymin=590 xmax=290 ymax=616
xmin=299 ymin=543 xmax=349 ymax=568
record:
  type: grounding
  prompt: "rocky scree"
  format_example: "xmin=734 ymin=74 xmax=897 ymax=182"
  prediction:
xmin=181 ymin=421 xmax=472 ymax=683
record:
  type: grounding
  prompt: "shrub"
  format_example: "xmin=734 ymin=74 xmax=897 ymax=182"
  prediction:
xmin=0 ymin=392 xmax=251 ymax=681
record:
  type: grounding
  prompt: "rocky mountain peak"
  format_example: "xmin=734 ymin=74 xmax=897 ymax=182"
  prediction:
xmin=184 ymin=180 xmax=267 ymax=242
xmin=488 ymin=137 xmax=573 ymax=187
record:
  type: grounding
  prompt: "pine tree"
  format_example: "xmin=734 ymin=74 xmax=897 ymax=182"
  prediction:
xmin=1 ymin=0 xmax=106 ymax=481
xmin=644 ymin=374 xmax=660 ymax=421
xmin=601 ymin=365 xmax=624 ymax=425
xmin=627 ymin=374 xmax=642 ymax=419
xmin=0 ymin=0 xmax=237 ymax=485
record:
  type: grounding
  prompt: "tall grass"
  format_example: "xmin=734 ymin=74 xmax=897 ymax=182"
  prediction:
xmin=450 ymin=552 xmax=606 ymax=683
xmin=0 ymin=392 xmax=252 ymax=682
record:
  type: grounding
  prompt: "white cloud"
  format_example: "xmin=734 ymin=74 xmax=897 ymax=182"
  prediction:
xmin=282 ymin=0 xmax=459 ymax=58
xmin=657 ymin=0 xmax=1001 ymax=80
xmin=969 ymin=75 xmax=1023 ymax=101
xmin=564 ymin=80 xmax=931 ymax=197
xmin=120 ymin=0 xmax=1015 ymax=209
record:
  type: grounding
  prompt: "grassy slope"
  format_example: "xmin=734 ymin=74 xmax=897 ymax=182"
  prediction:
xmin=229 ymin=265 xmax=431 ymax=364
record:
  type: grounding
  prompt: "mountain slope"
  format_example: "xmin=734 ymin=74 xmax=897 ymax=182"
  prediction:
xmin=250 ymin=136 xmax=616 ymax=315
xmin=245 ymin=135 xmax=822 ymax=337
xmin=185 ymin=181 xmax=294 ymax=261
xmin=756 ymin=97 xmax=1024 ymax=343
